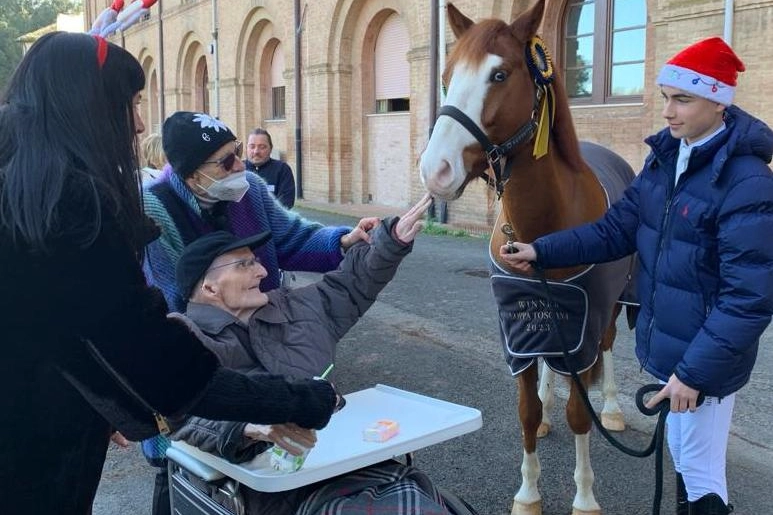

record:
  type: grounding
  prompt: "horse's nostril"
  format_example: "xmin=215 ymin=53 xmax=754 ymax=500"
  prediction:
xmin=419 ymin=154 xmax=457 ymax=197
xmin=438 ymin=159 xmax=451 ymax=179
xmin=427 ymin=160 xmax=454 ymax=190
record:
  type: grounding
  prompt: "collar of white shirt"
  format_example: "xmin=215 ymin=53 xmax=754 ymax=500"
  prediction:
xmin=675 ymin=122 xmax=726 ymax=184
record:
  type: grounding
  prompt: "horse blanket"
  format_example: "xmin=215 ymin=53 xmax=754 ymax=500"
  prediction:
xmin=491 ymin=141 xmax=638 ymax=376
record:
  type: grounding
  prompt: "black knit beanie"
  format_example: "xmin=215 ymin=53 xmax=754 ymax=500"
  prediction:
xmin=162 ymin=111 xmax=237 ymax=178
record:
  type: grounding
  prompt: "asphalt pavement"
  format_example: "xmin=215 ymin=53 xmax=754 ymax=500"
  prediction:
xmin=93 ymin=203 xmax=773 ymax=515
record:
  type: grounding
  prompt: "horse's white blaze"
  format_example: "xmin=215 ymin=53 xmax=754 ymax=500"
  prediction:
xmin=572 ymin=433 xmax=600 ymax=512
xmin=419 ymin=54 xmax=502 ymax=199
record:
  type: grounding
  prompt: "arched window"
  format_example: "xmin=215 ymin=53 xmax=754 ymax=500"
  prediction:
xmin=374 ymin=13 xmax=410 ymax=113
xmin=563 ymin=0 xmax=646 ymax=104
xmin=194 ymin=56 xmax=210 ymax=113
xmin=149 ymin=69 xmax=160 ymax=132
xmin=270 ymin=43 xmax=286 ymax=119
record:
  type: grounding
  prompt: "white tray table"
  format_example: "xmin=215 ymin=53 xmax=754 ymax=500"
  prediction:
xmin=169 ymin=384 xmax=482 ymax=492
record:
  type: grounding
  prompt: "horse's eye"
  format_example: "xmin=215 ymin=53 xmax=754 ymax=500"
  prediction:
xmin=491 ymin=70 xmax=508 ymax=83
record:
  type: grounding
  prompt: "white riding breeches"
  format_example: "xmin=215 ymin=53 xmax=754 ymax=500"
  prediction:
xmin=666 ymin=393 xmax=736 ymax=503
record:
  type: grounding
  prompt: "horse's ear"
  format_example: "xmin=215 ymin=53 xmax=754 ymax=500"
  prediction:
xmin=447 ymin=3 xmax=475 ymax=39
xmin=510 ymin=0 xmax=546 ymax=41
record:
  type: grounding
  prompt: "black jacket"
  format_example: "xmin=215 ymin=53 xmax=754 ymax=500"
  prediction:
xmin=245 ymin=157 xmax=296 ymax=208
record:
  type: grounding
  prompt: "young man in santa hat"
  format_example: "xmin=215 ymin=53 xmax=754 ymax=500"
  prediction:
xmin=498 ymin=37 xmax=773 ymax=514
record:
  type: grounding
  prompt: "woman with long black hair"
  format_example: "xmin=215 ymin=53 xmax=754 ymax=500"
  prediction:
xmin=0 ymin=32 xmax=338 ymax=515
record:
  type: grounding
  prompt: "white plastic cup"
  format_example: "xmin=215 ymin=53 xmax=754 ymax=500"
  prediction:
xmin=269 ymin=442 xmax=311 ymax=473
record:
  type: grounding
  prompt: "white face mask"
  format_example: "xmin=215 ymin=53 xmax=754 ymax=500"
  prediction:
xmin=197 ymin=171 xmax=250 ymax=202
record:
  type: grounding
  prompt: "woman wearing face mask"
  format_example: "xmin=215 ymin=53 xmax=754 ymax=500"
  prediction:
xmin=143 ymin=111 xmax=379 ymax=313
xmin=142 ymin=111 xmax=378 ymax=515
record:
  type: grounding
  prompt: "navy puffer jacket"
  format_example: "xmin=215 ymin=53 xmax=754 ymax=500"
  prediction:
xmin=533 ymin=105 xmax=773 ymax=397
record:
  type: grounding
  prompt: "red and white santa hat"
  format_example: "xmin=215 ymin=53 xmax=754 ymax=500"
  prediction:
xmin=656 ymin=37 xmax=745 ymax=106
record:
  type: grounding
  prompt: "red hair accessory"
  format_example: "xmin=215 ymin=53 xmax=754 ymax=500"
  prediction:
xmin=93 ymin=35 xmax=109 ymax=69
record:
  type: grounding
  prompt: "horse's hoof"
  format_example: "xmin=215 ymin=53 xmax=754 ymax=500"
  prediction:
xmin=572 ymin=509 xmax=601 ymax=515
xmin=536 ymin=422 xmax=551 ymax=438
xmin=601 ymin=412 xmax=625 ymax=432
xmin=511 ymin=500 xmax=542 ymax=515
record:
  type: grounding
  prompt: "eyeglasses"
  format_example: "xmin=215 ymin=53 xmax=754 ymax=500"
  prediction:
xmin=206 ymin=256 xmax=262 ymax=273
xmin=202 ymin=141 xmax=243 ymax=171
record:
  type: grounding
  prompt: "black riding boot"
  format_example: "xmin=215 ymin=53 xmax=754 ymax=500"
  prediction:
xmin=688 ymin=493 xmax=733 ymax=515
xmin=676 ymin=473 xmax=688 ymax=515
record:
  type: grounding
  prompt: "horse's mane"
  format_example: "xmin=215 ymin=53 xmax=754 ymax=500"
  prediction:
xmin=545 ymin=67 xmax=591 ymax=173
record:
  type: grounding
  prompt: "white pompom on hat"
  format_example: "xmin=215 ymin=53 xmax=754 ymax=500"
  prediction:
xmin=656 ymin=37 xmax=745 ymax=106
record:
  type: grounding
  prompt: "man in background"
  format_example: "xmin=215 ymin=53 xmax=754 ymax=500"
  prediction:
xmin=245 ymin=128 xmax=296 ymax=208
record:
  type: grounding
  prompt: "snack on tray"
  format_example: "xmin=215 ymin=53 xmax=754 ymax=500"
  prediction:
xmin=362 ymin=419 xmax=399 ymax=442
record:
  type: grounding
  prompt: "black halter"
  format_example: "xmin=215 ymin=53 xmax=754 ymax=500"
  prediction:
xmin=437 ymin=84 xmax=542 ymax=199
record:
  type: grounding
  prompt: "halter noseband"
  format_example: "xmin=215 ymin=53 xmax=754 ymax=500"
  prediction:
xmin=437 ymin=88 xmax=541 ymax=198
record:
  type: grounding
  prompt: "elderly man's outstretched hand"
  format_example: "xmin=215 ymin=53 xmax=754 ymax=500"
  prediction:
xmin=394 ymin=193 xmax=432 ymax=244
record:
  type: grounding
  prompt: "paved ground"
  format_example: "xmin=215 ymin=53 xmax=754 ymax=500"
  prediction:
xmin=93 ymin=201 xmax=773 ymax=515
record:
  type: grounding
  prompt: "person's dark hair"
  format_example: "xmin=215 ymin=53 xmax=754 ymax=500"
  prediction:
xmin=249 ymin=127 xmax=273 ymax=149
xmin=0 ymin=32 xmax=146 ymax=252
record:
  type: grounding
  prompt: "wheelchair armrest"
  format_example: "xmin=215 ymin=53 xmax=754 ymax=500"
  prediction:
xmin=166 ymin=446 xmax=226 ymax=482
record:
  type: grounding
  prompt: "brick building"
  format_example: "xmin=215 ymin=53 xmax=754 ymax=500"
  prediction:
xmin=83 ymin=0 xmax=773 ymax=231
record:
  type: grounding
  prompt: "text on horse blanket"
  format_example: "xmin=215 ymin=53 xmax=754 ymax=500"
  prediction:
xmin=492 ymin=272 xmax=598 ymax=376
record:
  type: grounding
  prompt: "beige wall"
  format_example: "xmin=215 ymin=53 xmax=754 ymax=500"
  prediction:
xmin=86 ymin=0 xmax=773 ymax=230
xmin=366 ymin=113 xmax=411 ymax=206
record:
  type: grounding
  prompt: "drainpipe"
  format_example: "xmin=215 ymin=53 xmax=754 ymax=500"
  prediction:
xmin=723 ymin=0 xmax=734 ymax=44
xmin=429 ymin=2 xmax=438 ymax=131
xmin=438 ymin=0 xmax=448 ymax=222
xmin=157 ymin=0 xmax=165 ymax=121
xmin=294 ymin=0 xmax=304 ymax=198
xmin=212 ymin=0 xmax=220 ymax=117
xmin=428 ymin=1 xmax=448 ymax=223
xmin=439 ymin=0 xmax=446 ymax=104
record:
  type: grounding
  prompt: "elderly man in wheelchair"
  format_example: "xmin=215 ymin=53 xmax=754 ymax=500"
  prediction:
xmin=164 ymin=197 xmax=478 ymax=515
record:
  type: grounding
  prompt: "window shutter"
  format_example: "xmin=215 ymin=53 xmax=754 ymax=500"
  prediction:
xmin=271 ymin=43 xmax=285 ymax=87
xmin=375 ymin=14 xmax=409 ymax=100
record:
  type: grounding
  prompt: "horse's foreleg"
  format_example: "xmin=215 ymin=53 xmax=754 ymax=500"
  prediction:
xmin=537 ymin=359 xmax=554 ymax=437
xmin=600 ymin=349 xmax=625 ymax=431
xmin=571 ymin=433 xmax=600 ymax=515
xmin=600 ymin=304 xmax=625 ymax=432
xmin=512 ymin=363 xmax=543 ymax=515
xmin=567 ymin=373 xmax=601 ymax=515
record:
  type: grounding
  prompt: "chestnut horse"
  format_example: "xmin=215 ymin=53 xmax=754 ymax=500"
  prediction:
xmin=419 ymin=2 xmax=637 ymax=514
